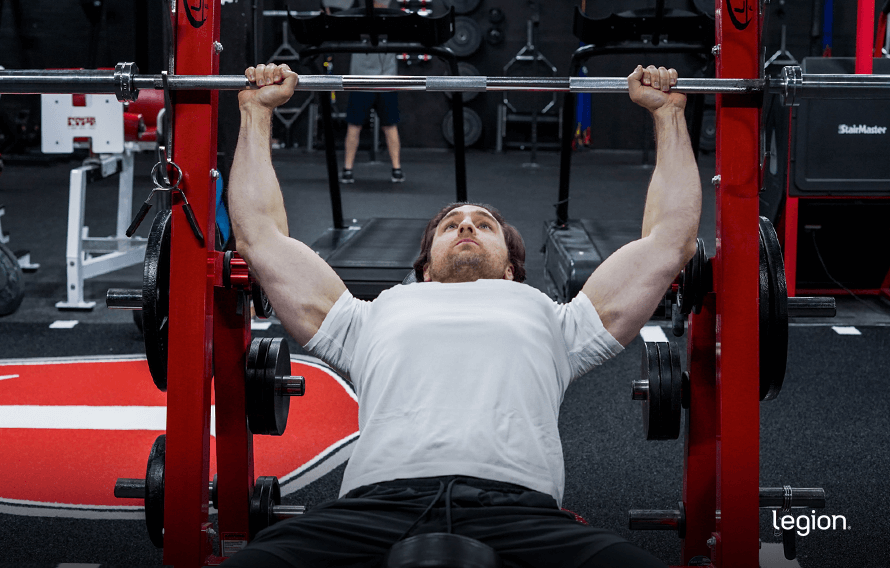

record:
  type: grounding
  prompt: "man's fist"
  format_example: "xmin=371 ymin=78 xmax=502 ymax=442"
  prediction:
xmin=239 ymin=63 xmax=299 ymax=111
xmin=628 ymin=65 xmax=686 ymax=113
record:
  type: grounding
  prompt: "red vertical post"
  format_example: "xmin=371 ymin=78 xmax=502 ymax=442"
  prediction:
xmin=213 ymin=285 xmax=255 ymax=559
xmin=681 ymin=293 xmax=717 ymax=564
xmin=856 ymin=0 xmax=876 ymax=74
xmin=713 ymin=0 xmax=761 ymax=566
xmin=162 ymin=1 xmax=222 ymax=566
xmin=783 ymin=196 xmax=799 ymax=298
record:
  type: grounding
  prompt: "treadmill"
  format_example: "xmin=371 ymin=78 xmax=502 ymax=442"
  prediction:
xmin=289 ymin=5 xmax=468 ymax=299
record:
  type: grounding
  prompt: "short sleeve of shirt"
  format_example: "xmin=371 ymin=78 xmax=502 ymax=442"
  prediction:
xmin=557 ymin=291 xmax=624 ymax=379
xmin=302 ymin=290 xmax=369 ymax=381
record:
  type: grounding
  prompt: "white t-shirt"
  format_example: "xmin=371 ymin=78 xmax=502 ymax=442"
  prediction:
xmin=304 ymin=279 xmax=624 ymax=506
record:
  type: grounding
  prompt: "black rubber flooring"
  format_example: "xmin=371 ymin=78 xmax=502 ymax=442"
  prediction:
xmin=1 ymin=147 xmax=889 ymax=567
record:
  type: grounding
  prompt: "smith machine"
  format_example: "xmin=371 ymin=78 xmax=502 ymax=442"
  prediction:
xmin=2 ymin=0 xmax=889 ymax=566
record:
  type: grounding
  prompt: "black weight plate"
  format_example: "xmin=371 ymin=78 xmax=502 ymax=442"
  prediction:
xmin=759 ymin=217 xmax=788 ymax=401
xmin=264 ymin=338 xmax=291 ymax=436
xmin=699 ymin=108 xmax=716 ymax=153
xmin=443 ymin=62 xmax=481 ymax=102
xmin=249 ymin=476 xmax=281 ymax=540
xmin=442 ymin=0 xmax=481 ymax=15
xmin=488 ymin=7 xmax=504 ymax=24
xmin=655 ymin=342 xmax=674 ymax=440
xmin=666 ymin=342 xmax=683 ymax=440
xmin=246 ymin=337 xmax=272 ymax=435
xmin=444 ymin=16 xmax=482 ymax=57
xmin=679 ymin=238 xmax=706 ymax=316
xmin=0 ymin=240 xmax=24 ymax=316
xmin=641 ymin=342 xmax=661 ymax=440
xmin=252 ymin=282 xmax=273 ymax=319
xmin=442 ymin=107 xmax=482 ymax=147
xmin=143 ymin=209 xmax=172 ymax=392
xmin=144 ymin=434 xmax=166 ymax=548
xmin=759 ymin=94 xmax=788 ymax=224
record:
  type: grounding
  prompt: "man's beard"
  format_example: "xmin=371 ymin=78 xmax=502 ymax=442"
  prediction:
xmin=428 ymin=251 xmax=507 ymax=283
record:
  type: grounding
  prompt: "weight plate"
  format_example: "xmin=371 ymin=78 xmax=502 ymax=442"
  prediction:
xmin=759 ymin=217 xmax=788 ymax=401
xmin=488 ymin=7 xmax=504 ymax=24
xmin=249 ymin=476 xmax=281 ymax=540
xmin=144 ymin=434 xmax=166 ymax=548
xmin=666 ymin=342 xmax=682 ymax=440
xmin=654 ymin=342 xmax=675 ymax=440
xmin=678 ymin=238 xmax=706 ymax=316
xmin=760 ymin=94 xmax=788 ymax=223
xmin=442 ymin=0 xmax=481 ymax=15
xmin=443 ymin=62 xmax=481 ymax=102
xmin=444 ymin=16 xmax=482 ymax=57
xmin=441 ymin=107 xmax=483 ymax=147
xmin=264 ymin=337 xmax=292 ymax=436
xmin=641 ymin=341 xmax=661 ymax=440
xmin=0 ymin=240 xmax=24 ymax=316
xmin=252 ymin=282 xmax=273 ymax=319
xmin=246 ymin=337 xmax=272 ymax=435
xmin=142 ymin=209 xmax=172 ymax=392
xmin=699 ymin=108 xmax=716 ymax=153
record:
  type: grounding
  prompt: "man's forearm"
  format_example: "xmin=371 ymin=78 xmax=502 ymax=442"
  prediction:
xmin=228 ymin=105 xmax=290 ymax=254
xmin=640 ymin=106 xmax=701 ymax=258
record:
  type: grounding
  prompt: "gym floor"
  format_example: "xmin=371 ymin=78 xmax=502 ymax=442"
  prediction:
xmin=0 ymin=146 xmax=888 ymax=567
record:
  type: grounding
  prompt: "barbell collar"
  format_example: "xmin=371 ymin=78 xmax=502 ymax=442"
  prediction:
xmin=276 ymin=375 xmax=306 ymax=397
xmin=759 ymin=487 xmax=826 ymax=509
xmin=106 ymin=288 xmax=142 ymax=310
xmin=787 ymin=296 xmax=836 ymax=318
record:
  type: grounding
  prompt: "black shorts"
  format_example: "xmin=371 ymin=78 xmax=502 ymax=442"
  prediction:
xmin=219 ymin=476 xmax=667 ymax=568
xmin=346 ymin=91 xmax=400 ymax=126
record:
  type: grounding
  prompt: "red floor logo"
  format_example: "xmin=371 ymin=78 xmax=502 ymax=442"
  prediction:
xmin=0 ymin=354 xmax=358 ymax=519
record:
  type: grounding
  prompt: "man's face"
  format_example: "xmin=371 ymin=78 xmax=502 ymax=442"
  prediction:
xmin=423 ymin=205 xmax=514 ymax=283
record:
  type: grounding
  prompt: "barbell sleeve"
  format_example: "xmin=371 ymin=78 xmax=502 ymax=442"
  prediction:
xmin=276 ymin=376 xmax=306 ymax=397
xmin=106 ymin=288 xmax=143 ymax=310
xmin=272 ymin=505 xmax=307 ymax=520
xmin=759 ymin=487 xmax=826 ymax=509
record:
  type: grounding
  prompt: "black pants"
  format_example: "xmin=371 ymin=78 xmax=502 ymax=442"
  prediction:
xmin=220 ymin=476 xmax=667 ymax=568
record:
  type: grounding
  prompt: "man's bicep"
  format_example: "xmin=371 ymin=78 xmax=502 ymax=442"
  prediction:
xmin=580 ymin=237 xmax=680 ymax=346
xmin=244 ymin=233 xmax=347 ymax=345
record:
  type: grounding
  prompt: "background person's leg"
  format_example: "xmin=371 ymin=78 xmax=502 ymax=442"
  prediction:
xmin=344 ymin=123 xmax=362 ymax=171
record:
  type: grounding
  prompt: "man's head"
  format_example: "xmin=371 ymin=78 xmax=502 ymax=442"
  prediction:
xmin=413 ymin=202 xmax=526 ymax=284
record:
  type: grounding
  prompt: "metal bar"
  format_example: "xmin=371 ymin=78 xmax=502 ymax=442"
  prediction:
xmin=5 ymin=65 xmax=890 ymax=100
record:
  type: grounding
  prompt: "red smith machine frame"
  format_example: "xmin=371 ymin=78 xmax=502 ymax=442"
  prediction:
xmin=162 ymin=0 xmax=255 ymax=565
xmin=682 ymin=1 xmax=761 ymax=567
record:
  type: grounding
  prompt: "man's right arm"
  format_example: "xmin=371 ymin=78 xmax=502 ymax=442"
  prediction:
xmin=229 ymin=63 xmax=346 ymax=345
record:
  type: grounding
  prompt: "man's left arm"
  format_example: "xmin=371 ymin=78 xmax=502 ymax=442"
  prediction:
xmin=581 ymin=65 xmax=702 ymax=346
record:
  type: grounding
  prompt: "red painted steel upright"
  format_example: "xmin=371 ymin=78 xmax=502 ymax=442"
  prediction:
xmin=163 ymin=1 xmax=223 ymax=566
xmin=712 ymin=1 xmax=762 ymax=567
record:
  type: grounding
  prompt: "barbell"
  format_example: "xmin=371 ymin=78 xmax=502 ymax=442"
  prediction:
xmin=1 ymin=63 xmax=889 ymax=105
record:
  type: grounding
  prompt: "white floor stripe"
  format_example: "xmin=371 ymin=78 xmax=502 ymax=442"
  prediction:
xmin=49 ymin=320 xmax=79 ymax=329
xmin=0 ymin=374 xmax=19 ymax=381
xmin=0 ymin=405 xmax=216 ymax=436
xmin=832 ymin=326 xmax=862 ymax=336
xmin=251 ymin=320 xmax=272 ymax=330
xmin=640 ymin=325 xmax=668 ymax=342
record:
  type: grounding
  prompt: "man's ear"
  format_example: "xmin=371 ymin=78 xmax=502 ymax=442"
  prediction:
xmin=423 ymin=264 xmax=431 ymax=282
xmin=504 ymin=264 xmax=514 ymax=281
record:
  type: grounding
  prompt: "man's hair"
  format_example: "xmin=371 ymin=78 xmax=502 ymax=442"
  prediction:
xmin=413 ymin=202 xmax=526 ymax=283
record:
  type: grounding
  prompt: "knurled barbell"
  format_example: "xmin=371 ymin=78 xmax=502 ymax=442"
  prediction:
xmin=1 ymin=62 xmax=889 ymax=105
